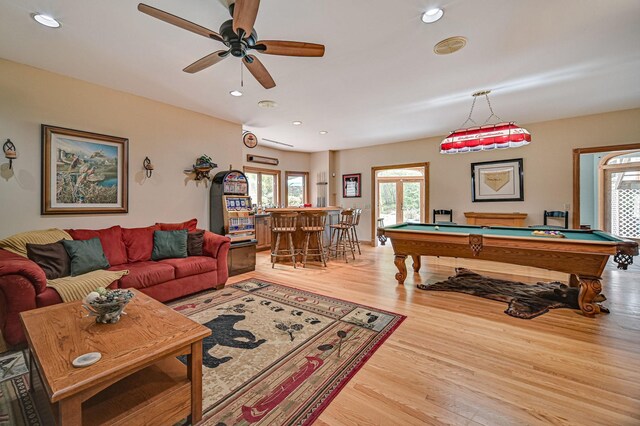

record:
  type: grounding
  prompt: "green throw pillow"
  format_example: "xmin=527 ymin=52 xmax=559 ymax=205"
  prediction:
xmin=62 ymin=238 xmax=110 ymax=276
xmin=152 ymin=230 xmax=188 ymax=261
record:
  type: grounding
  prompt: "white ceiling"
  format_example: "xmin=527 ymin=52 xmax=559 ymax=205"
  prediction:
xmin=1 ymin=0 xmax=639 ymax=152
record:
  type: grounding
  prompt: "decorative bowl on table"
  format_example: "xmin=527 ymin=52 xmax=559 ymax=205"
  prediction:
xmin=82 ymin=289 xmax=135 ymax=324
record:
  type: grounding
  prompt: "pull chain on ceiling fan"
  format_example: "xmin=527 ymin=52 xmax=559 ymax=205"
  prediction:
xmin=138 ymin=0 xmax=325 ymax=89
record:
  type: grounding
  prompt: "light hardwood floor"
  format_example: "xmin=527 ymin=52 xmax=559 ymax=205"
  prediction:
xmin=230 ymin=245 xmax=640 ymax=426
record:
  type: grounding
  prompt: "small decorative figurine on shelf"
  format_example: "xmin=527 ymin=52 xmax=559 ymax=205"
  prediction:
xmin=184 ymin=154 xmax=218 ymax=181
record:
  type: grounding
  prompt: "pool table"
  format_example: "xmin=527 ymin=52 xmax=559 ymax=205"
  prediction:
xmin=382 ymin=223 xmax=638 ymax=317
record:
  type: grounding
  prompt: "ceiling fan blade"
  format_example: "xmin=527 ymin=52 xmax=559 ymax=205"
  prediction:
xmin=254 ymin=40 xmax=325 ymax=57
xmin=243 ymin=55 xmax=276 ymax=89
xmin=233 ymin=0 xmax=260 ymax=38
xmin=138 ymin=3 xmax=223 ymax=42
xmin=183 ymin=50 xmax=229 ymax=73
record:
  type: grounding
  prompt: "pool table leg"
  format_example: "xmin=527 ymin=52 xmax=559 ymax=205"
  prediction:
xmin=394 ymin=254 xmax=407 ymax=284
xmin=411 ymin=255 xmax=421 ymax=273
xmin=577 ymin=276 xmax=602 ymax=317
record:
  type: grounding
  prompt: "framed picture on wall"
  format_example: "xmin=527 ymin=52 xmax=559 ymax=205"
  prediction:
xmin=41 ymin=125 xmax=129 ymax=214
xmin=343 ymin=173 xmax=361 ymax=198
xmin=471 ymin=158 xmax=523 ymax=202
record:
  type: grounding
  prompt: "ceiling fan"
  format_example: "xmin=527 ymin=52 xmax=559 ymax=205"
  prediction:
xmin=138 ymin=1 xmax=325 ymax=89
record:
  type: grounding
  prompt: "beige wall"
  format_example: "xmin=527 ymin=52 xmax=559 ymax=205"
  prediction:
xmin=335 ymin=108 xmax=640 ymax=242
xmin=0 ymin=59 xmax=242 ymax=238
xmin=241 ymin=144 xmax=311 ymax=206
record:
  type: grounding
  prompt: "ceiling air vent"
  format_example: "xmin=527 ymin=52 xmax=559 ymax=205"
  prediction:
xmin=434 ymin=36 xmax=467 ymax=55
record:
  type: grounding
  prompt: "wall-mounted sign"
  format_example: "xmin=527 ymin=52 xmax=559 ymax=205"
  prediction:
xmin=246 ymin=154 xmax=279 ymax=166
xmin=243 ymin=132 xmax=258 ymax=148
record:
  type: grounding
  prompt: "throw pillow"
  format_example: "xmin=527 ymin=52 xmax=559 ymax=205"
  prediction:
xmin=62 ymin=238 xmax=111 ymax=276
xmin=152 ymin=230 xmax=188 ymax=261
xmin=156 ymin=218 xmax=198 ymax=232
xmin=122 ymin=225 xmax=159 ymax=263
xmin=26 ymin=241 xmax=71 ymax=280
xmin=67 ymin=226 xmax=128 ymax=266
xmin=187 ymin=230 xmax=205 ymax=256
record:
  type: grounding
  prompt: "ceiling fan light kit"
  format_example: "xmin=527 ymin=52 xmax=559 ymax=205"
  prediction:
xmin=440 ymin=90 xmax=532 ymax=154
xmin=138 ymin=0 xmax=325 ymax=90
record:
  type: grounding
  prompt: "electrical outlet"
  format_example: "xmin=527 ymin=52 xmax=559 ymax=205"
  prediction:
xmin=563 ymin=203 xmax=571 ymax=211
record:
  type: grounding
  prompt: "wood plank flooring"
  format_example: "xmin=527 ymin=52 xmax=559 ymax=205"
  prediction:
xmin=230 ymin=245 xmax=640 ymax=426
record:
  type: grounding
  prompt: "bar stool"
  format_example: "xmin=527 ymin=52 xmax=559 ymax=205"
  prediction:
xmin=270 ymin=212 xmax=298 ymax=268
xmin=348 ymin=208 xmax=362 ymax=255
xmin=300 ymin=211 xmax=328 ymax=267
xmin=329 ymin=209 xmax=356 ymax=262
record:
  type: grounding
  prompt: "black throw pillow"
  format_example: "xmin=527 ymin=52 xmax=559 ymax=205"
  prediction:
xmin=187 ymin=230 xmax=205 ymax=256
xmin=26 ymin=240 xmax=71 ymax=280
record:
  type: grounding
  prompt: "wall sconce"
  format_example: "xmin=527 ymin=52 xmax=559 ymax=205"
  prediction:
xmin=143 ymin=156 xmax=154 ymax=178
xmin=3 ymin=139 xmax=17 ymax=169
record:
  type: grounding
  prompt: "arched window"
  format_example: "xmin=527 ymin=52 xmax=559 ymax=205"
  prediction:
xmin=600 ymin=150 xmax=640 ymax=238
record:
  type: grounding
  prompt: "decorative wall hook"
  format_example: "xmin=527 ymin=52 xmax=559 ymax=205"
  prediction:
xmin=143 ymin=156 xmax=154 ymax=178
xmin=3 ymin=139 xmax=17 ymax=169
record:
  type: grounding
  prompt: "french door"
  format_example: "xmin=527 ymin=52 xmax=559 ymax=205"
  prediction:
xmin=378 ymin=179 xmax=424 ymax=226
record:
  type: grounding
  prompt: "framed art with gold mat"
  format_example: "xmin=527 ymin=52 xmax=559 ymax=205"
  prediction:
xmin=471 ymin=158 xmax=523 ymax=202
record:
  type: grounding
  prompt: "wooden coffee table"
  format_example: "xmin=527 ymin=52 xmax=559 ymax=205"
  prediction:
xmin=20 ymin=289 xmax=211 ymax=425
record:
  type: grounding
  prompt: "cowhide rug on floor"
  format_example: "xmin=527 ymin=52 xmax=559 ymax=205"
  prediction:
xmin=417 ymin=268 xmax=608 ymax=319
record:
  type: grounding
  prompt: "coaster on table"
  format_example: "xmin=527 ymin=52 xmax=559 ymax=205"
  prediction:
xmin=72 ymin=352 xmax=102 ymax=368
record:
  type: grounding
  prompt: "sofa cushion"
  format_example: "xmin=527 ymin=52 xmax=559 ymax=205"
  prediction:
xmin=26 ymin=241 xmax=71 ymax=280
xmin=122 ymin=226 xmax=159 ymax=263
xmin=158 ymin=256 xmax=217 ymax=279
xmin=0 ymin=228 xmax=72 ymax=258
xmin=62 ymin=238 xmax=110 ymax=276
xmin=156 ymin=218 xmax=198 ymax=232
xmin=67 ymin=226 xmax=128 ymax=266
xmin=152 ymin=230 xmax=188 ymax=261
xmin=109 ymin=261 xmax=175 ymax=289
xmin=187 ymin=230 xmax=205 ymax=256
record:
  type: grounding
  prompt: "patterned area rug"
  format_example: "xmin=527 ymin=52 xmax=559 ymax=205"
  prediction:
xmin=171 ymin=278 xmax=405 ymax=425
xmin=0 ymin=278 xmax=404 ymax=425
xmin=0 ymin=352 xmax=43 ymax=426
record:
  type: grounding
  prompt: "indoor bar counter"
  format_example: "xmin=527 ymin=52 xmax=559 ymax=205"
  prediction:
xmin=265 ymin=207 xmax=341 ymax=264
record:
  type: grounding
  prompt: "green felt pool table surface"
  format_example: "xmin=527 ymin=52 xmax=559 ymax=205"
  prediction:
xmin=384 ymin=223 xmax=622 ymax=243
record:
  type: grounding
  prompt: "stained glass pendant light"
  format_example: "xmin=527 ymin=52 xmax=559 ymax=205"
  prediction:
xmin=440 ymin=90 xmax=531 ymax=154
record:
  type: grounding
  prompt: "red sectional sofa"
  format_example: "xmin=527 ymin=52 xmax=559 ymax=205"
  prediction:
xmin=0 ymin=221 xmax=230 ymax=348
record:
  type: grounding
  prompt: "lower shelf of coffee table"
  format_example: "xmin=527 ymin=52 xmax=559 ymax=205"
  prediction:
xmin=80 ymin=356 xmax=191 ymax=426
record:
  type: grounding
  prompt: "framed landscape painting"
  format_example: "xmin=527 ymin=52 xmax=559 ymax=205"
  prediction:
xmin=471 ymin=158 xmax=523 ymax=202
xmin=41 ymin=125 xmax=128 ymax=214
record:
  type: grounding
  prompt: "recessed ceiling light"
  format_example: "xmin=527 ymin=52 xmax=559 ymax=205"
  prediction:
xmin=292 ymin=121 xmax=302 ymax=126
xmin=229 ymin=90 xmax=243 ymax=97
xmin=319 ymin=131 xmax=328 ymax=135
xmin=258 ymin=100 xmax=278 ymax=108
xmin=421 ymin=8 xmax=444 ymax=24
xmin=32 ymin=13 xmax=61 ymax=28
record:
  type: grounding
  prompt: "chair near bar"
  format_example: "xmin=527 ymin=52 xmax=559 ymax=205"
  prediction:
xmin=329 ymin=209 xmax=356 ymax=262
xmin=299 ymin=210 xmax=328 ymax=267
xmin=270 ymin=212 xmax=298 ymax=268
